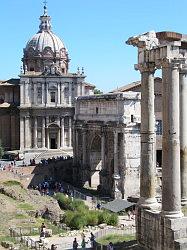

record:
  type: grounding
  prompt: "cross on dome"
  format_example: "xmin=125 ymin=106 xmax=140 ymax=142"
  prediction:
xmin=43 ymin=0 xmax=48 ymax=16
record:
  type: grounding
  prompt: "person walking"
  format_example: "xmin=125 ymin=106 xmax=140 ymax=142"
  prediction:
xmin=90 ymin=232 xmax=96 ymax=248
xmin=73 ymin=238 xmax=78 ymax=250
xmin=107 ymin=242 xmax=114 ymax=250
xmin=81 ymin=236 xmax=87 ymax=249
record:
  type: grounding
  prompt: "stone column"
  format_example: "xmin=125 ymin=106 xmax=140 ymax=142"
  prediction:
xmin=41 ymin=117 xmax=45 ymax=148
xmin=113 ymin=130 xmax=122 ymax=199
xmin=34 ymin=83 xmax=37 ymax=105
xmin=61 ymin=86 xmax=64 ymax=104
xmin=46 ymin=130 xmax=49 ymax=149
xmin=20 ymin=116 xmax=25 ymax=150
xmin=138 ymin=63 xmax=157 ymax=207
xmin=25 ymin=116 xmax=31 ymax=149
xmin=33 ymin=117 xmax=38 ymax=148
xmin=42 ymin=83 xmax=45 ymax=105
xmin=58 ymin=83 xmax=61 ymax=105
xmin=61 ymin=117 xmax=65 ymax=148
xmin=69 ymin=83 xmax=72 ymax=105
xmin=101 ymin=130 xmax=105 ymax=170
xmin=46 ymin=83 xmax=49 ymax=105
xmin=119 ymin=132 xmax=125 ymax=198
xmin=20 ymin=83 xmax=24 ymax=105
xmin=82 ymin=129 xmax=87 ymax=166
xmin=180 ymin=66 xmax=187 ymax=206
xmin=162 ymin=60 xmax=182 ymax=217
xmin=69 ymin=117 xmax=72 ymax=147
xmin=77 ymin=83 xmax=80 ymax=97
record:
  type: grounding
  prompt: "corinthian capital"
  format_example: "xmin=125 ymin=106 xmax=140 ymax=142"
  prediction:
xmin=135 ymin=62 xmax=156 ymax=73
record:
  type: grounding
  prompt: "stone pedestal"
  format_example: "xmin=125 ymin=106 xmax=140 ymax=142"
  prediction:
xmin=136 ymin=207 xmax=187 ymax=250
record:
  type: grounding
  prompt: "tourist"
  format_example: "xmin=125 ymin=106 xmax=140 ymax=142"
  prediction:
xmin=90 ymin=232 xmax=96 ymax=248
xmin=73 ymin=238 xmax=78 ymax=250
xmin=50 ymin=244 xmax=57 ymax=250
xmin=107 ymin=242 xmax=114 ymax=250
xmin=81 ymin=237 xmax=86 ymax=249
xmin=40 ymin=222 xmax=46 ymax=232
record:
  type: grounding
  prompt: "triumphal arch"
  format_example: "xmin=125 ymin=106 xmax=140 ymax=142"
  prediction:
xmin=127 ymin=31 xmax=187 ymax=249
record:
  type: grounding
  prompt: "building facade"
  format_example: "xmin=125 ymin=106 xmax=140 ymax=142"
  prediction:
xmin=0 ymin=79 xmax=20 ymax=150
xmin=111 ymin=77 xmax=162 ymax=167
xmin=19 ymin=6 xmax=94 ymax=150
xmin=73 ymin=92 xmax=141 ymax=198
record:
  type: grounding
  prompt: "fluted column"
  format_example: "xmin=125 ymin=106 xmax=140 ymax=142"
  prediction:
xmin=20 ymin=116 xmax=25 ymax=150
xmin=58 ymin=83 xmax=61 ymax=105
xmin=61 ymin=86 xmax=65 ymax=104
xmin=162 ymin=60 xmax=182 ymax=217
xmin=82 ymin=129 xmax=87 ymax=166
xmin=113 ymin=130 xmax=122 ymax=198
xmin=114 ymin=130 xmax=119 ymax=175
xmin=46 ymin=83 xmax=49 ymax=105
xmin=25 ymin=116 xmax=31 ymax=149
xmin=33 ymin=117 xmax=38 ymax=148
xmin=42 ymin=83 xmax=45 ymax=105
xmin=69 ymin=83 xmax=72 ymax=105
xmin=119 ymin=132 xmax=125 ymax=198
xmin=34 ymin=83 xmax=37 ymax=105
xmin=101 ymin=130 xmax=105 ymax=170
xmin=69 ymin=117 xmax=72 ymax=147
xmin=42 ymin=117 xmax=46 ymax=148
xmin=138 ymin=63 xmax=157 ymax=207
xmin=60 ymin=117 xmax=65 ymax=148
xmin=20 ymin=83 xmax=24 ymax=105
xmin=180 ymin=65 xmax=187 ymax=206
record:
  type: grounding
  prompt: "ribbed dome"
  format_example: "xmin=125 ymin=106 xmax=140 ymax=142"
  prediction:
xmin=22 ymin=6 xmax=69 ymax=74
xmin=26 ymin=30 xmax=66 ymax=54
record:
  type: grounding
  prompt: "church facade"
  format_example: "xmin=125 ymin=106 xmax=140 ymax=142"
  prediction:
xmin=19 ymin=6 xmax=94 ymax=150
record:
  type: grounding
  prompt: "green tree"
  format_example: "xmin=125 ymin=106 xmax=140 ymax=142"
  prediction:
xmin=94 ymin=88 xmax=103 ymax=95
xmin=0 ymin=140 xmax=4 ymax=158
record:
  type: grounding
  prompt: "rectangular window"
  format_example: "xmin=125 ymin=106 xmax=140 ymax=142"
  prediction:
xmin=156 ymin=120 xmax=162 ymax=135
xmin=50 ymin=91 xmax=56 ymax=103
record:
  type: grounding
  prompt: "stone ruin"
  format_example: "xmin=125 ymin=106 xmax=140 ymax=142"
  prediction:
xmin=126 ymin=31 xmax=187 ymax=249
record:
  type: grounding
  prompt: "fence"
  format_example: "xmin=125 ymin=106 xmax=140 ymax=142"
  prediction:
xmin=94 ymin=227 xmax=136 ymax=240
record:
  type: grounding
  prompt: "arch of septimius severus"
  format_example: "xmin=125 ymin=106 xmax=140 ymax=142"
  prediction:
xmin=127 ymin=31 xmax=187 ymax=249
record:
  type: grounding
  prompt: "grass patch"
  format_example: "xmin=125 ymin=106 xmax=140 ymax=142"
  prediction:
xmin=3 ymin=180 xmax=22 ymax=187
xmin=15 ymin=213 xmax=28 ymax=219
xmin=0 ymin=235 xmax=17 ymax=244
xmin=18 ymin=203 xmax=34 ymax=210
xmin=97 ymin=234 xmax=136 ymax=246
xmin=35 ymin=217 xmax=65 ymax=235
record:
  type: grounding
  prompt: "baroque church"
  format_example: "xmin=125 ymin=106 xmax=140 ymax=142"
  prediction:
xmin=0 ymin=4 xmax=94 ymax=151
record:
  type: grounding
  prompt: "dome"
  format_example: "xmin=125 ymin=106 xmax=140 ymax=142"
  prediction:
xmin=26 ymin=30 xmax=66 ymax=54
xmin=22 ymin=6 xmax=69 ymax=74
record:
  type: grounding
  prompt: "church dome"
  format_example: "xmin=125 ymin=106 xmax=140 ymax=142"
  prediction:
xmin=22 ymin=5 xmax=69 ymax=74
xmin=26 ymin=30 xmax=66 ymax=54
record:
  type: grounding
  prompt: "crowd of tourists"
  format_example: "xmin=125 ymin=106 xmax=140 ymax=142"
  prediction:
xmin=37 ymin=155 xmax=73 ymax=167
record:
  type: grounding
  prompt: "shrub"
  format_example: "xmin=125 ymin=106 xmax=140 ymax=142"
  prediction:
xmin=55 ymin=193 xmax=88 ymax=211
xmin=55 ymin=193 xmax=71 ymax=210
xmin=98 ymin=211 xmax=111 ymax=224
xmin=62 ymin=211 xmax=75 ymax=226
xmin=108 ymin=213 xmax=118 ymax=226
xmin=86 ymin=211 xmax=99 ymax=226
xmin=69 ymin=213 xmax=87 ymax=230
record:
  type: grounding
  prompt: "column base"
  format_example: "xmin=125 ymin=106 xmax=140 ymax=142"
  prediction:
xmin=161 ymin=210 xmax=183 ymax=218
xmin=181 ymin=198 xmax=187 ymax=206
xmin=138 ymin=197 xmax=159 ymax=210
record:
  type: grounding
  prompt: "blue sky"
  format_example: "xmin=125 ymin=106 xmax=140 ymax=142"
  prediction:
xmin=0 ymin=0 xmax=186 ymax=92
